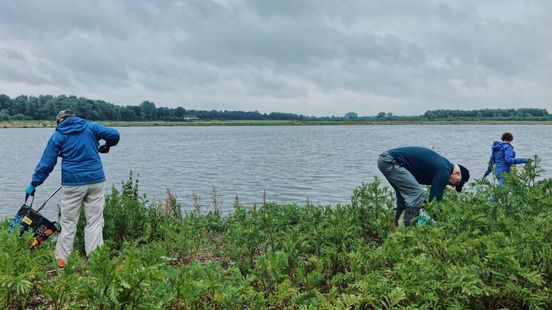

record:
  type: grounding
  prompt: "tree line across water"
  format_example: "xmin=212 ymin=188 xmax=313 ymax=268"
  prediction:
xmin=0 ymin=94 xmax=549 ymax=122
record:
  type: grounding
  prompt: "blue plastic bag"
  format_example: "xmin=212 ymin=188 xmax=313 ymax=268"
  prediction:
xmin=417 ymin=208 xmax=433 ymax=226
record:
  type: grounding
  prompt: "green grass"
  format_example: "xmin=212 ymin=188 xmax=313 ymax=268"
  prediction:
xmin=0 ymin=120 xmax=56 ymax=128
xmin=1 ymin=159 xmax=551 ymax=308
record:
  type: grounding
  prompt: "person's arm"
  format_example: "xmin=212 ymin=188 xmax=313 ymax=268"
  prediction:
xmin=504 ymin=145 xmax=528 ymax=165
xmin=484 ymin=152 xmax=495 ymax=177
xmin=31 ymin=136 xmax=60 ymax=187
xmin=94 ymin=124 xmax=120 ymax=147
xmin=429 ymin=171 xmax=449 ymax=202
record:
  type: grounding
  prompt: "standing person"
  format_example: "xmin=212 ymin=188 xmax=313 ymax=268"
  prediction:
xmin=25 ymin=110 xmax=120 ymax=268
xmin=377 ymin=146 xmax=470 ymax=227
xmin=483 ymin=132 xmax=528 ymax=185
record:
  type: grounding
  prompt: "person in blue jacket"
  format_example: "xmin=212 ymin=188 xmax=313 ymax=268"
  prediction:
xmin=483 ymin=132 xmax=528 ymax=185
xmin=25 ymin=110 xmax=119 ymax=268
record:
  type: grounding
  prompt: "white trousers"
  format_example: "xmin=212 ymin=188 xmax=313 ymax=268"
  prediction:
xmin=55 ymin=182 xmax=105 ymax=261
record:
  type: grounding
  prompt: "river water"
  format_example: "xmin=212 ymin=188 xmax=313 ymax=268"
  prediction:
xmin=1 ymin=125 xmax=550 ymax=218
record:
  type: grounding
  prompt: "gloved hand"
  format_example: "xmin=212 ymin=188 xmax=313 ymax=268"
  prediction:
xmin=98 ymin=144 xmax=110 ymax=153
xmin=483 ymin=172 xmax=489 ymax=178
xmin=25 ymin=184 xmax=36 ymax=196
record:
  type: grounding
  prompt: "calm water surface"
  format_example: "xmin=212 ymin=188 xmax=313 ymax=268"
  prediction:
xmin=1 ymin=125 xmax=550 ymax=218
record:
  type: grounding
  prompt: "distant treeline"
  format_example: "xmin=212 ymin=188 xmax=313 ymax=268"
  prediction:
xmin=0 ymin=94 xmax=549 ymax=121
xmin=0 ymin=94 xmax=318 ymax=121
xmin=424 ymin=108 xmax=550 ymax=120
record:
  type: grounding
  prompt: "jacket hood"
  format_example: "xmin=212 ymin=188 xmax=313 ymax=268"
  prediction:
xmin=492 ymin=141 xmax=506 ymax=151
xmin=56 ymin=116 xmax=87 ymax=135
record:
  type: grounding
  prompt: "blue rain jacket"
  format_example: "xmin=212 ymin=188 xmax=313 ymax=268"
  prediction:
xmin=484 ymin=141 xmax=528 ymax=177
xmin=31 ymin=117 xmax=120 ymax=187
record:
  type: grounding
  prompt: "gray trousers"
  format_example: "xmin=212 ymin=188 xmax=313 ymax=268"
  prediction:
xmin=56 ymin=182 xmax=105 ymax=261
xmin=377 ymin=152 xmax=425 ymax=226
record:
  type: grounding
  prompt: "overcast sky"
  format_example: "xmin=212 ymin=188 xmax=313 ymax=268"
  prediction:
xmin=1 ymin=1 xmax=551 ymax=116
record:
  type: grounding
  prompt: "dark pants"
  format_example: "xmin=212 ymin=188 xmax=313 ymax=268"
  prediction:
xmin=377 ymin=152 xmax=425 ymax=226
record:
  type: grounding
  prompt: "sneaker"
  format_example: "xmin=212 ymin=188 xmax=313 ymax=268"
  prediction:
xmin=57 ymin=258 xmax=66 ymax=269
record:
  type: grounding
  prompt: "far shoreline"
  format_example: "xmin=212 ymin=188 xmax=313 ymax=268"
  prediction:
xmin=2 ymin=119 xmax=552 ymax=128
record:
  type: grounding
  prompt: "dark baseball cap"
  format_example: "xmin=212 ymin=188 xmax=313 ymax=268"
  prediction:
xmin=455 ymin=164 xmax=470 ymax=192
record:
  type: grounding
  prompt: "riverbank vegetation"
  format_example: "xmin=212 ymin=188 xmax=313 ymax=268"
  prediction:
xmin=1 ymin=160 xmax=551 ymax=308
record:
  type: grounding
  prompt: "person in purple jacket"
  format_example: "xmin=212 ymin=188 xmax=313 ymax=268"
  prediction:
xmin=483 ymin=132 xmax=528 ymax=185
xmin=25 ymin=110 xmax=119 ymax=268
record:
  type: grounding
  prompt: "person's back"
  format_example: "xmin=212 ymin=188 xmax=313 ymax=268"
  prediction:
xmin=491 ymin=141 xmax=512 ymax=175
xmin=33 ymin=116 xmax=118 ymax=187
xmin=387 ymin=146 xmax=454 ymax=187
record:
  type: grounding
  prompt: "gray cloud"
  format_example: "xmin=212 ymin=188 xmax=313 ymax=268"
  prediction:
xmin=0 ymin=0 xmax=551 ymax=116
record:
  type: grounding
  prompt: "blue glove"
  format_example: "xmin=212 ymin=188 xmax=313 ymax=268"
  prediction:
xmin=25 ymin=184 xmax=36 ymax=196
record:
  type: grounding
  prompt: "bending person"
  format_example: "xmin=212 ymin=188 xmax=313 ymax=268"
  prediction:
xmin=483 ymin=132 xmax=528 ymax=185
xmin=377 ymin=146 xmax=469 ymax=227
xmin=25 ymin=110 xmax=119 ymax=268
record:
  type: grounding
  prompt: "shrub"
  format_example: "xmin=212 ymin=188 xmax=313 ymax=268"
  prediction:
xmin=1 ymin=161 xmax=551 ymax=308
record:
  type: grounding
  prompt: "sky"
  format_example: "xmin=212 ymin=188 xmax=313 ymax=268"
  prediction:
xmin=1 ymin=1 xmax=551 ymax=116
